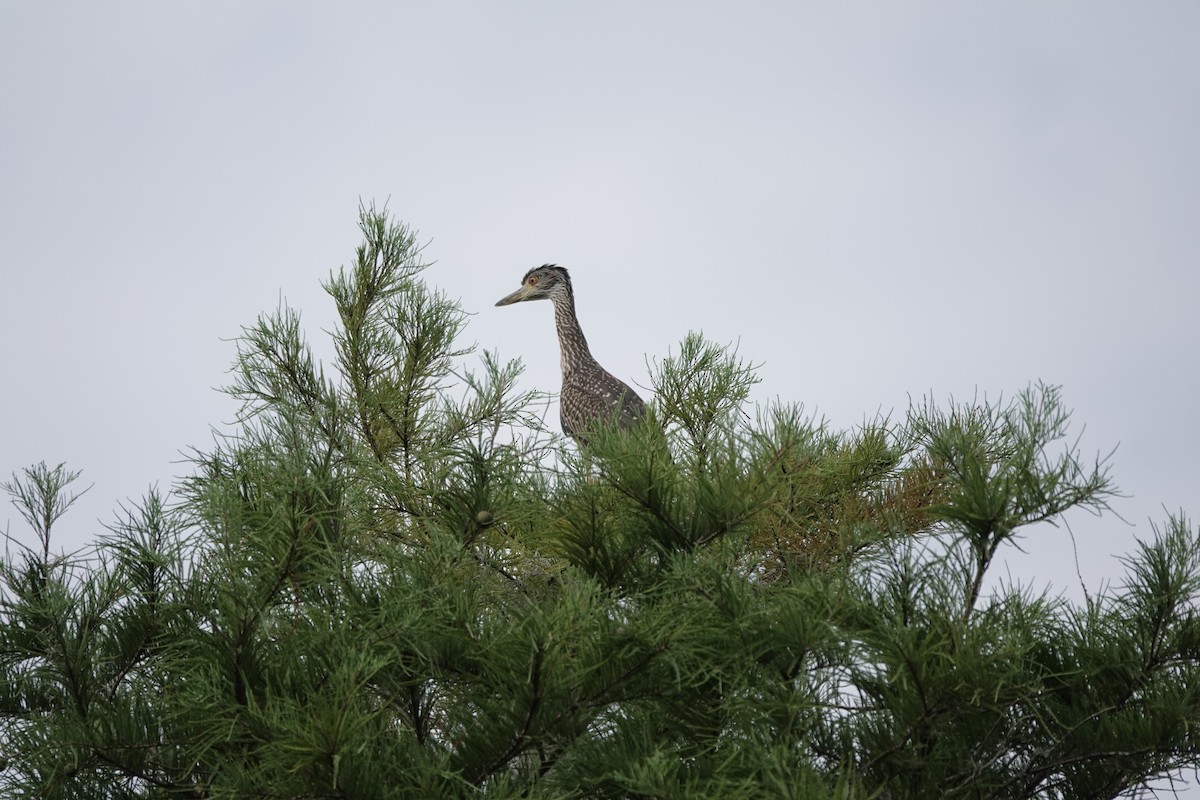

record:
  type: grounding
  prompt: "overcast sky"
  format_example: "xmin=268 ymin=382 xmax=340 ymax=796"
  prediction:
xmin=2 ymin=2 xmax=1199 ymax=781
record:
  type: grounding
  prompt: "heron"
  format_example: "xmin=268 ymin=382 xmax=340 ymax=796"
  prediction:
xmin=495 ymin=265 xmax=647 ymax=445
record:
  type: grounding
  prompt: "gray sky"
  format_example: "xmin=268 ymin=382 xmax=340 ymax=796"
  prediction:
xmin=2 ymin=1 xmax=1199 ymax=784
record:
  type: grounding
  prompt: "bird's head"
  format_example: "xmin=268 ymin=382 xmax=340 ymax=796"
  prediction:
xmin=495 ymin=264 xmax=573 ymax=307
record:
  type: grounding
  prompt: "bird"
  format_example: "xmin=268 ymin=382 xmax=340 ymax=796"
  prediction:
xmin=495 ymin=265 xmax=647 ymax=445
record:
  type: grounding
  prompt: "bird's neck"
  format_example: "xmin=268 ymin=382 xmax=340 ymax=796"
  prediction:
xmin=551 ymin=293 xmax=596 ymax=377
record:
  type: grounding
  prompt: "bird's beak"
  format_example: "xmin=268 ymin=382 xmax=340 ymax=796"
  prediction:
xmin=495 ymin=285 xmax=534 ymax=307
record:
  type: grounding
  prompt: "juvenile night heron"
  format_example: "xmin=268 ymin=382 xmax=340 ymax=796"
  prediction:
xmin=496 ymin=265 xmax=647 ymax=445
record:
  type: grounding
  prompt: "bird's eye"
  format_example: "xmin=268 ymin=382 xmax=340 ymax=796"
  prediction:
xmin=527 ymin=276 xmax=538 ymax=285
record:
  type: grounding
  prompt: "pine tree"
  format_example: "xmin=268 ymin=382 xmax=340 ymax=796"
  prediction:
xmin=2 ymin=206 xmax=1198 ymax=799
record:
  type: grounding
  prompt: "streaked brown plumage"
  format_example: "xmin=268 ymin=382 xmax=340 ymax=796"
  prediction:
xmin=495 ymin=265 xmax=646 ymax=445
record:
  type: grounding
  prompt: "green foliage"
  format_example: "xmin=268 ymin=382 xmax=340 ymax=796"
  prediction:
xmin=2 ymin=207 xmax=1198 ymax=799
xmin=1 ymin=463 xmax=90 ymax=560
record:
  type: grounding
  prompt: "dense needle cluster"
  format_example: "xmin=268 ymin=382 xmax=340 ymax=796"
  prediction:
xmin=4 ymin=211 xmax=1194 ymax=800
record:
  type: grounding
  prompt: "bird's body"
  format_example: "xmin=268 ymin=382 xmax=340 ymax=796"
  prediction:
xmin=496 ymin=265 xmax=646 ymax=444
